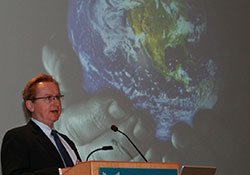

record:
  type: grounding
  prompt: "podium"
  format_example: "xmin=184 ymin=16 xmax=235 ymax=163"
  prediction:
xmin=64 ymin=161 xmax=179 ymax=175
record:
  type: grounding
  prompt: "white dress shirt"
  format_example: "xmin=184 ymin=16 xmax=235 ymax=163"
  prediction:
xmin=31 ymin=118 xmax=78 ymax=167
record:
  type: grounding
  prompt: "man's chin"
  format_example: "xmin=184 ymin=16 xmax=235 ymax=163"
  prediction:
xmin=50 ymin=114 xmax=60 ymax=122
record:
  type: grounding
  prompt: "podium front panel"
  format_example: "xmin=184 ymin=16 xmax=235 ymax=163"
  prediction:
xmin=99 ymin=167 xmax=178 ymax=175
xmin=64 ymin=161 xmax=179 ymax=175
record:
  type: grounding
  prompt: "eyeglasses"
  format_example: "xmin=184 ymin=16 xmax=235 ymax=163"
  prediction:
xmin=29 ymin=94 xmax=64 ymax=103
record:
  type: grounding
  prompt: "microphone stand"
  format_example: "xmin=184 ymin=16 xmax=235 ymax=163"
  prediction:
xmin=111 ymin=125 xmax=148 ymax=162
xmin=86 ymin=146 xmax=113 ymax=161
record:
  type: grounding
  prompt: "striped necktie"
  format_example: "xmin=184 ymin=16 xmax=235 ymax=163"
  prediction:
xmin=51 ymin=130 xmax=74 ymax=167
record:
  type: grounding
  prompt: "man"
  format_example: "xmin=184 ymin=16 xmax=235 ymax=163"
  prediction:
xmin=1 ymin=74 xmax=82 ymax=175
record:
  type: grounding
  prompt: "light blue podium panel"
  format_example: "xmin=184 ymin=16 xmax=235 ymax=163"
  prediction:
xmin=99 ymin=167 xmax=178 ymax=175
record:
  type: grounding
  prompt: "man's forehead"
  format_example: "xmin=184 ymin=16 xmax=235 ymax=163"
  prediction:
xmin=35 ymin=82 xmax=59 ymax=92
xmin=36 ymin=81 xmax=57 ymax=87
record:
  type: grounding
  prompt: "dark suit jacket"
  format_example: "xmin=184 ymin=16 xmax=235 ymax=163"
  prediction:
xmin=1 ymin=120 xmax=82 ymax=175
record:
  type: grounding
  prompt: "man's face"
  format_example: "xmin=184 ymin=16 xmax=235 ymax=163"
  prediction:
xmin=26 ymin=82 xmax=62 ymax=128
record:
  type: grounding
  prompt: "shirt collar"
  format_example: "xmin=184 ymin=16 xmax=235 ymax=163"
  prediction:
xmin=31 ymin=118 xmax=54 ymax=136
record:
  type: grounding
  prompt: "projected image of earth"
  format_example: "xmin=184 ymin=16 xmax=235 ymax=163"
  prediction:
xmin=68 ymin=0 xmax=219 ymax=141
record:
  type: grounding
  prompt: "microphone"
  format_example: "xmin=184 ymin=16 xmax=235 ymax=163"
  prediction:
xmin=110 ymin=125 xmax=148 ymax=162
xmin=86 ymin=146 xmax=113 ymax=161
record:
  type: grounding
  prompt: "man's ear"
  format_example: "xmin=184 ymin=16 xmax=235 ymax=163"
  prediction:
xmin=25 ymin=100 xmax=35 ymax=112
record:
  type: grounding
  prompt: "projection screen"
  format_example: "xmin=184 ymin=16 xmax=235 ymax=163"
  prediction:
xmin=0 ymin=0 xmax=249 ymax=175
